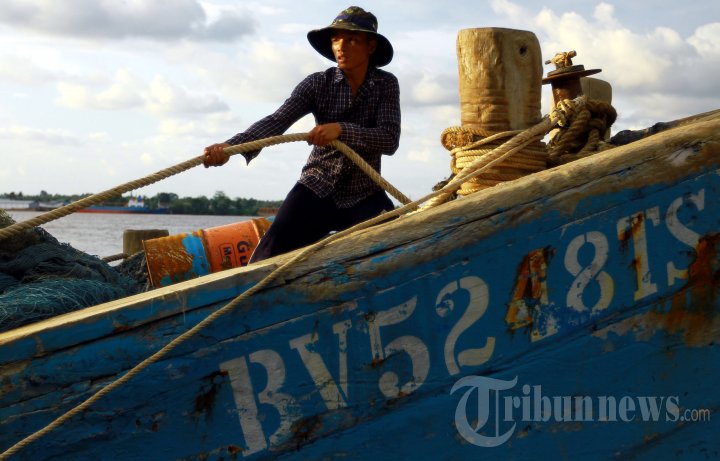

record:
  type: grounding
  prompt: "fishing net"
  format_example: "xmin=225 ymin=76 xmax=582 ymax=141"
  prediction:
xmin=0 ymin=210 xmax=141 ymax=333
xmin=116 ymin=251 xmax=152 ymax=292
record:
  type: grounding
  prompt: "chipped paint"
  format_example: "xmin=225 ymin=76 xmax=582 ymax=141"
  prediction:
xmin=193 ymin=370 xmax=229 ymax=421
xmin=506 ymin=247 xmax=553 ymax=330
xmin=594 ymin=233 xmax=719 ymax=346
xmin=668 ymin=147 xmax=698 ymax=166
xmin=2 ymin=139 xmax=720 ymax=460
xmin=144 ymin=230 xmax=209 ymax=287
xmin=143 ymin=219 xmax=270 ymax=288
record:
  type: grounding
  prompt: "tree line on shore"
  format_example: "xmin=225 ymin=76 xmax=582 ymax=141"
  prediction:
xmin=1 ymin=191 xmax=282 ymax=216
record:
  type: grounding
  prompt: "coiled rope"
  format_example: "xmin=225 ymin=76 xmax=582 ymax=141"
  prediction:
xmin=547 ymin=98 xmax=617 ymax=166
xmin=417 ymin=97 xmax=585 ymax=211
xmin=440 ymin=126 xmax=547 ymax=196
xmin=0 ymin=96 xmax=586 ymax=460
xmin=0 ymin=134 xmax=411 ymax=242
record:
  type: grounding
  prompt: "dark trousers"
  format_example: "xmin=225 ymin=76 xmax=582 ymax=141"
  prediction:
xmin=249 ymin=183 xmax=394 ymax=263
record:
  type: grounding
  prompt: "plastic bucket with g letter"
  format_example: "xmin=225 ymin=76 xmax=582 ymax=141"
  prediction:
xmin=143 ymin=217 xmax=272 ymax=287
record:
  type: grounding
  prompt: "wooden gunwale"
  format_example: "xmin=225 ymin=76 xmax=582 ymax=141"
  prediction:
xmin=1 ymin=117 xmax=719 ymax=365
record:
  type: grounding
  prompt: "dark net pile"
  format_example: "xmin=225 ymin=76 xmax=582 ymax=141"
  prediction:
xmin=0 ymin=210 xmax=141 ymax=333
xmin=116 ymin=251 xmax=152 ymax=292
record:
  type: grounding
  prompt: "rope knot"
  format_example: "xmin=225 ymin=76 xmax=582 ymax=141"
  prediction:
xmin=551 ymin=97 xmax=585 ymax=127
xmin=547 ymin=96 xmax=617 ymax=166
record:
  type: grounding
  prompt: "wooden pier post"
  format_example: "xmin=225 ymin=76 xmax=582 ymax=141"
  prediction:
xmin=123 ymin=229 xmax=169 ymax=256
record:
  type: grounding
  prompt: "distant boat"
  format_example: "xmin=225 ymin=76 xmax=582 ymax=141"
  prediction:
xmin=28 ymin=201 xmax=65 ymax=211
xmin=0 ymin=199 xmax=33 ymax=211
xmin=77 ymin=196 xmax=169 ymax=214
xmin=0 ymin=200 xmax=64 ymax=212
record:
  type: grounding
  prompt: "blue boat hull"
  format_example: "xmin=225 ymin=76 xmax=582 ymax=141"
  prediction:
xmin=1 ymin=118 xmax=719 ymax=460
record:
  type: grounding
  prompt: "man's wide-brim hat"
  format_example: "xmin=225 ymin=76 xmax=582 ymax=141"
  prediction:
xmin=307 ymin=6 xmax=393 ymax=67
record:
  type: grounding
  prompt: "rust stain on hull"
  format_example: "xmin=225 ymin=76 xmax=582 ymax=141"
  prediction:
xmin=506 ymin=247 xmax=553 ymax=330
xmin=596 ymin=233 xmax=720 ymax=347
xmin=192 ymin=370 xmax=228 ymax=421
xmin=648 ymin=233 xmax=720 ymax=346
xmin=289 ymin=414 xmax=323 ymax=450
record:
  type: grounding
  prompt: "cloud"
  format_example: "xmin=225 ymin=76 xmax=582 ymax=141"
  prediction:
xmin=489 ymin=0 xmax=530 ymax=22
xmin=482 ymin=2 xmax=720 ymax=129
xmin=0 ymin=125 xmax=85 ymax=145
xmin=140 ymin=152 xmax=154 ymax=166
xmin=0 ymin=54 xmax=56 ymax=84
xmin=688 ymin=22 xmax=720 ymax=57
xmin=534 ymin=7 xmax=675 ymax=89
xmin=193 ymin=10 xmax=257 ymax=41
xmin=158 ymin=119 xmax=198 ymax=137
xmin=405 ymin=72 xmax=458 ymax=106
xmin=146 ymin=76 xmax=229 ymax=114
xmin=225 ymin=40 xmax=321 ymax=102
xmin=55 ymin=70 xmax=229 ymax=114
xmin=406 ymin=145 xmax=433 ymax=162
xmin=3 ymin=0 xmax=718 ymax=202
xmin=56 ymin=70 xmax=144 ymax=110
xmin=0 ymin=0 xmax=256 ymax=42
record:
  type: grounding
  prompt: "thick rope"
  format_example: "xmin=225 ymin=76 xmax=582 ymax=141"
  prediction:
xmin=0 ymin=96 xmax=586 ymax=460
xmin=547 ymin=99 xmax=617 ymax=166
xmin=440 ymin=125 xmax=547 ymax=196
xmin=101 ymin=253 xmax=128 ymax=263
xmin=0 ymin=134 xmax=410 ymax=242
xmin=328 ymin=140 xmax=412 ymax=206
xmin=417 ymin=96 xmax=584 ymax=210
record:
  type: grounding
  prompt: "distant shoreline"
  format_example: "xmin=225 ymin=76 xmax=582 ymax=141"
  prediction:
xmin=1 ymin=192 xmax=283 ymax=217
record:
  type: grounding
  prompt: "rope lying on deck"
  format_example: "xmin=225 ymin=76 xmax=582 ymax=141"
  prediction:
xmin=0 ymin=96 xmax=587 ymax=460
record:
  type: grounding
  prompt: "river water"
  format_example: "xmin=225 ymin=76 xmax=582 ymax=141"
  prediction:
xmin=5 ymin=210 xmax=254 ymax=259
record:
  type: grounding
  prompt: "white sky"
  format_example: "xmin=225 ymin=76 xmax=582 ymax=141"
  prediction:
xmin=1 ymin=0 xmax=718 ymax=202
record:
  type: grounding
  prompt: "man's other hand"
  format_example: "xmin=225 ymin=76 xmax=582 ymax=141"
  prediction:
xmin=307 ymin=123 xmax=341 ymax=146
xmin=203 ymin=143 xmax=231 ymax=168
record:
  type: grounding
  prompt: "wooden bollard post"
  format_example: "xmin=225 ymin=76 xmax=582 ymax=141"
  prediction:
xmin=456 ymin=28 xmax=543 ymax=132
xmin=449 ymin=28 xmax=546 ymax=196
xmin=546 ymin=76 xmax=613 ymax=141
xmin=581 ymin=77 xmax=613 ymax=139
xmin=123 ymin=229 xmax=169 ymax=256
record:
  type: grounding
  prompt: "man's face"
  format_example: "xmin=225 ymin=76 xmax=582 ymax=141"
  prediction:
xmin=330 ymin=30 xmax=377 ymax=72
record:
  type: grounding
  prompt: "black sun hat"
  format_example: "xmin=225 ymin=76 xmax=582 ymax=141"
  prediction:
xmin=307 ymin=6 xmax=393 ymax=67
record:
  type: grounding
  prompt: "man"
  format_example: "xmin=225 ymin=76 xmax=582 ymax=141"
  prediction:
xmin=203 ymin=6 xmax=400 ymax=263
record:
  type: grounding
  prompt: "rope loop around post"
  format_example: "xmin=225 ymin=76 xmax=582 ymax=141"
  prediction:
xmin=418 ymin=96 xmax=588 ymax=211
xmin=547 ymin=96 xmax=617 ymax=166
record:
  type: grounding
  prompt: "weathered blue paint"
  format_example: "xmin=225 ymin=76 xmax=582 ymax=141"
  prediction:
xmin=1 ymin=128 xmax=719 ymax=460
xmin=156 ymin=233 xmax=211 ymax=286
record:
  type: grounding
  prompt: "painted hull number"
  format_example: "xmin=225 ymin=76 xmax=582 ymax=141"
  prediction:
xmin=219 ymin=187 xmax=708 ymax=455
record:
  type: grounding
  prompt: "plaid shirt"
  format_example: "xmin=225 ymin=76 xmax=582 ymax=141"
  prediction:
xmin=226 ymin=67 xmax=401 ymax=208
